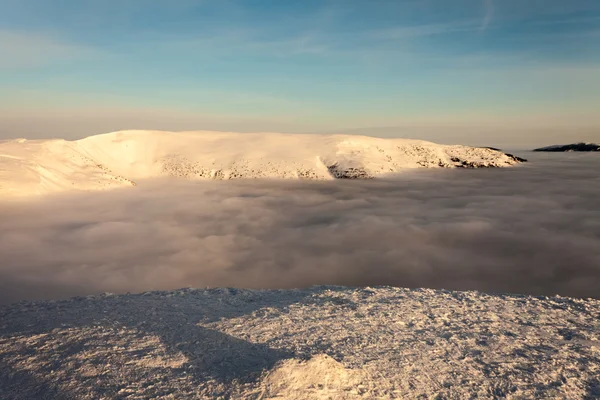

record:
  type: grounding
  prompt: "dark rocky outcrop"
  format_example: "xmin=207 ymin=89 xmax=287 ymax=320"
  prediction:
xmin=480 ymin=147 xmax=527 ymax=163
xmin=327 ymin=164 xmax=373 ymax=179
xmin=534 ymin=143 xmax=600 ymax=152
xmin=505 ymin=153 xmax=528 ymax=163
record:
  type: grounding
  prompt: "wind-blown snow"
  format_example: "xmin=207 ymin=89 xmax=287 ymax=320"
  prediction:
xmin=1 ymin=287 xmax=599 ymax=399
xmin=0 ymin=130 xmax=523 ymax=196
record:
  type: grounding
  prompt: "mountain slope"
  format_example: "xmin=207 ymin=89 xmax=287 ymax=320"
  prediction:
xmin=1 ymin=130 xmax=524 ymax=196
xmin=533 ymin=142 xmax=600 ymax=152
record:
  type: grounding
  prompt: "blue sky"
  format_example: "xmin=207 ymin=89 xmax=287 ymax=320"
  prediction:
xmin=0 ymin=0 xmax=599 ymax=145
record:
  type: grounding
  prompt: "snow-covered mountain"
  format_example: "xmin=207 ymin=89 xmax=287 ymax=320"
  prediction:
xmin=1 ymin=286 xmax=598 ymax=399
xmin=1 ymin=130 xmax=525 ymax=196
xmin=534 ymin=142 xmax=600 ymax=152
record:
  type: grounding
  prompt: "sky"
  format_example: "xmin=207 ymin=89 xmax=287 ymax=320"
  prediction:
xmin=1 ymin=153 xmax=599 ymax=304
xmin=0 ymin=0 xmax=599 ymax=146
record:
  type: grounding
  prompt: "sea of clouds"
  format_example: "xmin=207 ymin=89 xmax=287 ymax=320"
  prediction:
xmin=1 ymin=152 xmax=599 ymax=304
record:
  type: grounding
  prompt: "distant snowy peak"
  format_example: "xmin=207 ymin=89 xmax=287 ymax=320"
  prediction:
xmin=534 ymin=143 xmax=600 ymax=152
xmin=0 ymin=130 xmax=525 ymax=196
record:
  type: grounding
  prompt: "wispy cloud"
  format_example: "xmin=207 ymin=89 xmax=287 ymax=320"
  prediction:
xmin=369 ymin=21 xmax=482 ymax=41
xmin=0 ymin=30 xmax=95 ymax=68
xmin=481 ymin=0 xmax=494 ymax=30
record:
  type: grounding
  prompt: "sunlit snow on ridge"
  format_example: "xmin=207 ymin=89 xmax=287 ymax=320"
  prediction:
xmin=0 ymin=130 xmax=523 ymax=196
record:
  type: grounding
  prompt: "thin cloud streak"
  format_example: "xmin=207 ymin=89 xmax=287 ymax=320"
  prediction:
xmin=371 ymin=21 xmax=483 ymax=41
xmin=481 ymin=0 xmax=494 ymax=30
xmin=0 ymin=30 xmax=96 ymax=68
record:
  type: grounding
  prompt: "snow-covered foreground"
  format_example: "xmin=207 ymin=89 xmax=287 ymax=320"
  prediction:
xmin=1 ymin=287 xmax=599 ymax=399
xmin=0 ymin=130 xmax=523 ymax=196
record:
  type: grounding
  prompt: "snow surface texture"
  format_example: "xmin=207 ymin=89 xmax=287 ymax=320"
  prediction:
xmin=1 ymin=287 xmax=599 ymax=399
xmin=0 ymin=130 xmax=523 ymax=196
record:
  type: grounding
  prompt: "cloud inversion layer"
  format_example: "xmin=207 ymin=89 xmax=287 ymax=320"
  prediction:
xmin=1 ymin=153 xmax=599 ymax=303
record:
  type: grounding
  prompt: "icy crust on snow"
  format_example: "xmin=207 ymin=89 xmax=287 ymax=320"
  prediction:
xmin=1 ymin=287 xmax=599 ymax=399
xmin=0 ymin=130 xmax=523 ymax=196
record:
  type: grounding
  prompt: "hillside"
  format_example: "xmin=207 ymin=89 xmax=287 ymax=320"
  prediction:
xmin=534 ymin=143 xmax=600 ymax=152
xmin=1 ymin=286 xmax=599 ymax=399
xmin=1 ymin=130 xmax=524 ymax=196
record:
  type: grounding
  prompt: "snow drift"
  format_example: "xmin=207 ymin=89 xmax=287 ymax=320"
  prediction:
xmin=0 ymin=130 xmax=524 ymax=196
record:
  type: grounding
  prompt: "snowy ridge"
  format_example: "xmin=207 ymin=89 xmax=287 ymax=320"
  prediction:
xmin=0 ymin=130 xmax=524 ymax=196
xmin=1 ymin=286 xmax=598 ymax=399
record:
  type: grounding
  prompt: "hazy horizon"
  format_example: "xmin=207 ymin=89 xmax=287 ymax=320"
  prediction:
xmin=1 ymin=122 xmax=598 ymax=150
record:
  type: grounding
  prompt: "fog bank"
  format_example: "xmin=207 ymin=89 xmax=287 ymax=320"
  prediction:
xmin=1 ymin=153 xmax=599 ymax=303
